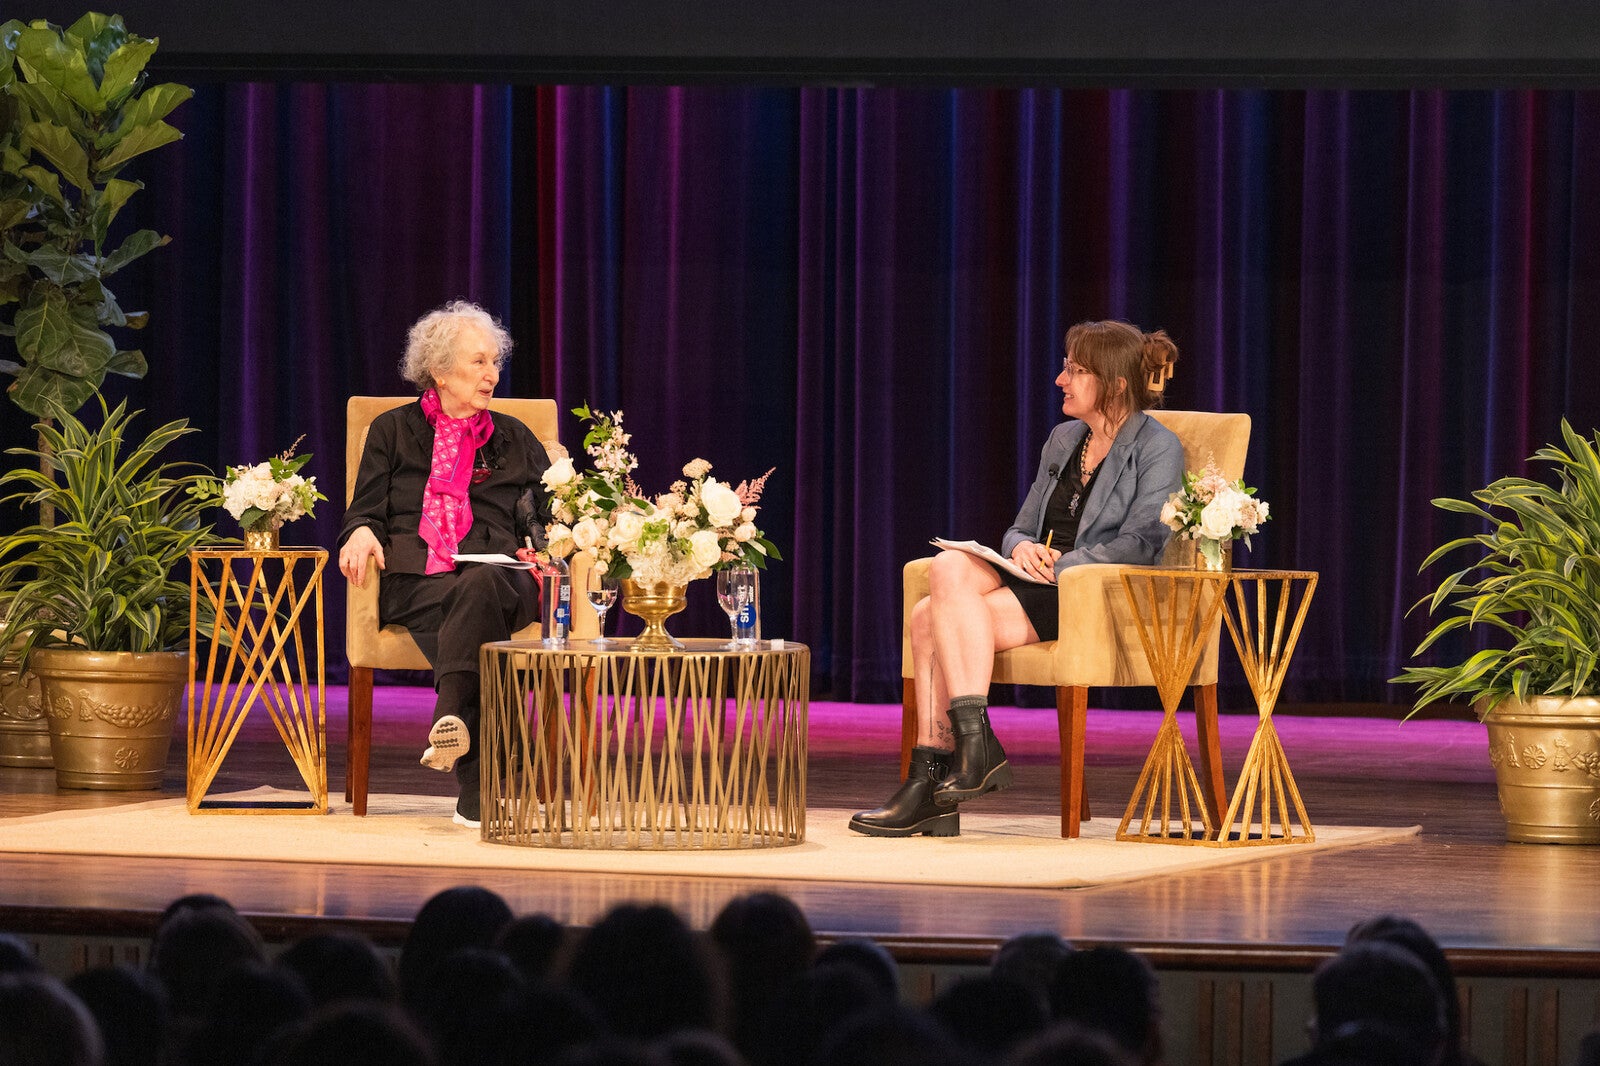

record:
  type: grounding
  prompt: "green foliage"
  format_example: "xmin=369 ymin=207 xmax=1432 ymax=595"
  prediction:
xmin=1392 ymin=420 xmax=1600 ymax=716
xmin=0 ymin=14 xmax=192 ymax=418
xmin=0 ymin=398 xmax=218 ymax=658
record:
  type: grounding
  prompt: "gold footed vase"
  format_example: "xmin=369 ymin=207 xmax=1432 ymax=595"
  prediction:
xmin=31 ymin=648 xmax=187 ymax=790
xmin=620 ymin=580 xmax=688 ymax=651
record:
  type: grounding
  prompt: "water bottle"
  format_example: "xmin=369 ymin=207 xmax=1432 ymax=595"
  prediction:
xmin=540 ymin=555 xmax=571 ymax=647
xmin=733 ymin=566 xmax=760 ymax=646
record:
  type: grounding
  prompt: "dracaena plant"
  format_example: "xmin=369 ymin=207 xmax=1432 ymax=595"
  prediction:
xmin=0 ymin=398 xmax=218 ymax=660
xmin=0 ymin=13 xmax=192 ymax=418
xmin=1393 ymin=420 xmax=1600 ymax=715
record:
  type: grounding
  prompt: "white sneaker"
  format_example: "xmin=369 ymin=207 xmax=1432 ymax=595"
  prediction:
xmin=420 ymin=715 xmax=469 ymax=772
xmin=451 ymin=810 xmax=482 ymax=829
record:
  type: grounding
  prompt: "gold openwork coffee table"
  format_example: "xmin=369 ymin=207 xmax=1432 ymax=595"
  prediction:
xmin=1118 ymin=566 xmax=1320 ymax=846
xmin=186 ymin=547 xmax=328 ymax=813
xmin=479 ymin=638 xmax=809 ymax=849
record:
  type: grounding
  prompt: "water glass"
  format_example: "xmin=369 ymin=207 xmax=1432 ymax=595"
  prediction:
xmin=716 ymin=565 xmax=758 ymax=648
xmin=586 ymin=570 xmax=619 ymax=646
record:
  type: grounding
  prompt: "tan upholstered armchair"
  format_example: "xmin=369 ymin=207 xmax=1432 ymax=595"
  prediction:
xmin=343 ymin=396 xmax=593 ymax=815
xmin=899 ymin=410 xmax=1252 ymax=838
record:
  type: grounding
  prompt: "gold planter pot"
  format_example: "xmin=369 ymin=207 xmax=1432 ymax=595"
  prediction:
xmin=0 ymin=657 xmax=51 ymax=768
xmin=31 ymin=648 xmax=187 ymax=790
xmin=1482 ymin=695 xmax=1600 ymax=844
xmin=620 ymin=580 xmax=688 ymax=651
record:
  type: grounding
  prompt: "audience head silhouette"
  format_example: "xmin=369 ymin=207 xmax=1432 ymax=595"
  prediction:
xmin=1047 ymin=946 xmax=1162 ymax=1064
xmin=991 ymin=932 xmax=1074 ymax=1014
xmin=398 ymin=886 xmax=513 ymax=1013
xmin=0 ymin=933 xmax=44 ymax=976
xmin=565 ymin=903 xmax=721 ymax=1039
xmin=146 ymin=905 xmax=265 ymax=1019
xmin=1345 ymin=915 xmax=1464 ymax=1064
xmin=1308 ymin=941 xmax=1447 ymax=1066
xmin=0 ymin=971 xmax=105 ymax=1066
xmin=67 ymin=965 xmax=168 ymax=1066
xmin=929 ymin=973 xmax=1048 ymax=1056
xmin=710 ymin=892 xmax=815 ymax=1058
xmin=263 ymin=1001 xmax=436 ymax=1066
xmin=811 ymin=937 xmax=900 ymax=1001
xmin=276 ymin=931 xmax=399 ymax=1005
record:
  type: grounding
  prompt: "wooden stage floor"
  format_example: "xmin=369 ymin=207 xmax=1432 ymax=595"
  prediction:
xmin=3 ymin=687 xmax=1599 ymax=980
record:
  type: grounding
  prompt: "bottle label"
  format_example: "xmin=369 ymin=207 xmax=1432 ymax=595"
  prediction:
xmin=737 ymin=603 xmax=756 ymax=627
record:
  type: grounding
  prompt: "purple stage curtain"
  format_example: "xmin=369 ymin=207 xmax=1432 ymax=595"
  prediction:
xmin=25 ymin=85 xmax=1599 ymax=704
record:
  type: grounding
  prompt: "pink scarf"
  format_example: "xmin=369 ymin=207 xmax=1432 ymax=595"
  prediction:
xmin=419 ymin=388 xmax=495 ymax=574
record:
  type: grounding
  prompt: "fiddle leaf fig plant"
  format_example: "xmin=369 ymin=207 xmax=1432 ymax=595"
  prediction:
xmin=0 ymin=13 xmax=192 ymax=418
xmin=1393 ymin=419 xmax=1600 ymax=715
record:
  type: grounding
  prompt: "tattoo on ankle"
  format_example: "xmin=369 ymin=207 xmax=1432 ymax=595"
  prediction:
xmin=936 ymin=721 xmax=953 ymax=746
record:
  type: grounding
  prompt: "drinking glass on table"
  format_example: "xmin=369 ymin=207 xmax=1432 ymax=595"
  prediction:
xmin=586 ymin=568 xmax=619 ymax=646
xmin=716 ymin=564 xmax=757 ymax=648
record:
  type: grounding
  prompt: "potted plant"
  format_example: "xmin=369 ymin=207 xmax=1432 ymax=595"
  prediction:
xmin=1393 ymin=420 xmax=1600 ymax=843
xmin=1 ymin=14 xmax=191 ymax=766
xmin=0 ymin=399 xmax=217 ymax=789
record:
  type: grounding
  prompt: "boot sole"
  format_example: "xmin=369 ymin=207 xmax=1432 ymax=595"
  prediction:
xmin=932 ymin=761 xmax=1014 ymax=806
xmin=421 ymin=715 xmax=469 ymax=772
xmin=846 ymin=811 xmax=961 ymax=837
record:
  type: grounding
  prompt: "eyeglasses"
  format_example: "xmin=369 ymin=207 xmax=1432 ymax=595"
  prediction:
xmin=1062 ymin=360 xmax=1092 ymax=376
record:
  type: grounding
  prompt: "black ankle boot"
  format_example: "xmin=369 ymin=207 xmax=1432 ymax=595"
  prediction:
xmin=934 ymin=701 xmax=1013 ymax=805
xmin=848 ymin=747 xmax=961 ymax=837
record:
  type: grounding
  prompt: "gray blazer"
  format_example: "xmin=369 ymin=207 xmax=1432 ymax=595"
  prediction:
xmin=1001 ymin=411 xmax=1184 ymax=577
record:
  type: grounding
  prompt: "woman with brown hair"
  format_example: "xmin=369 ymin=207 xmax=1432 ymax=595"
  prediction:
xmin=850 ymin=321 xmax=1183 ymax=837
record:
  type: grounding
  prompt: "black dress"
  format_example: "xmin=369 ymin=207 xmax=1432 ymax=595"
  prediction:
xmin=999 ymin=433 xmax=1103 ymax=642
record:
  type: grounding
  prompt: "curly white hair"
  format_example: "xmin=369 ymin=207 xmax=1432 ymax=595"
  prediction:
xmin=399 ymin=300 xmax=513 ymax=391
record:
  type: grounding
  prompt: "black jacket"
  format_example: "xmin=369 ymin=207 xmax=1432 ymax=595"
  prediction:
xmin=337 ymin=400 xmax=553 ymax=575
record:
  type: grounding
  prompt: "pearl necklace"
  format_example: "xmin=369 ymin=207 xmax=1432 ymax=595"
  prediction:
xmin=1081 ymin=426 xmax=1113 ymax=480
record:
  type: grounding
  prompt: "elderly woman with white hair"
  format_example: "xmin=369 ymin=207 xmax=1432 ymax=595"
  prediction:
xmin=337 ymin=300 xmax=552 ymax=828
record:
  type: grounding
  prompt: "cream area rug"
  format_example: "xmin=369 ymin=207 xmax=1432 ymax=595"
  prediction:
xmin=0 ymin=790 xmax=1417 ymax=890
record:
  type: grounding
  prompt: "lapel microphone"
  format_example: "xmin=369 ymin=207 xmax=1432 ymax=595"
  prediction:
xmin=1047 ymin=463 xmax=1061 ymax=480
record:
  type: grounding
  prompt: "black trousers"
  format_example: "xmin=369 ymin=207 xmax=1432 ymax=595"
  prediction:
xmin=379 ymin=565 xmax=539 ymax=799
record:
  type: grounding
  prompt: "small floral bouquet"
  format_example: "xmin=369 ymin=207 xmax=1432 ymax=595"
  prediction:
xmin=541 ymin=405 xmax=781 ymax=586
xmin=208 ymin=437 xmax=326 ymax=533
xmin=1160 ymin=458 xmax=1270 ymax=570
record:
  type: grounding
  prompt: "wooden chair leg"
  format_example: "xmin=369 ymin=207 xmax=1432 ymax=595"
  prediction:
xmin=900 ymin=678 xmax=917 ymax=780
xmin=1192 ymin=682 xmax=1226 ymax=824
xmin=347 ymin=665 xmax=373 ymax=816
xmin=1057 ymin=685 xmax=1089 ymax=838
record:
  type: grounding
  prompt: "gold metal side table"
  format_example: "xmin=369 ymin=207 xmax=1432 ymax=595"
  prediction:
xmin=1212 ymin=568 xmax=1319 ymax=846
xmin=1116 ymin=568 xmax=1232 ymax=844
xmin=186 ymin=547 xmax=328 ymax=813
xmin=479 ymin=638 xmax=809 ymax=849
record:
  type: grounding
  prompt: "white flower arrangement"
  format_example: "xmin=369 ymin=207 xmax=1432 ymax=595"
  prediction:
xmin=212 ymin=437 xmax=326 ymax=533
xmin=543 ymin=405 xmax=781 ymax=585
xmin=1160 ymin=457 xmax=1269 ymax=569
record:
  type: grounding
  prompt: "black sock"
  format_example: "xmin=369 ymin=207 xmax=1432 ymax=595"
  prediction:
xmin=949 ymin=694 xmax=988 ymax=716
xmin=435 ymin=671 xmax=478 ymax=723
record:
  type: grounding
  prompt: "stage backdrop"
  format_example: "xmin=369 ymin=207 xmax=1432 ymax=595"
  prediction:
xmin=12 ymin=85 xmax=1597 ymax=705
